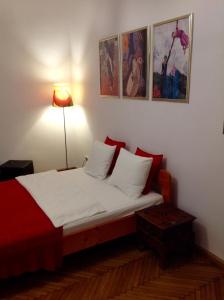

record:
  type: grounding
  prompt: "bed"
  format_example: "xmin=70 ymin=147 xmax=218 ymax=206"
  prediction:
xmin=0 ymin=167 xmax=172 ymax=279
xmin=60 ymin=168 xmax=172 ymax=256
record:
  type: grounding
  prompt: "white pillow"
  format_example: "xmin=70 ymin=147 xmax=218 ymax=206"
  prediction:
xmin=108 ymin=148 xmax=153 ymax=198
xmin=84 ymin=141 xmax=116 ymax=180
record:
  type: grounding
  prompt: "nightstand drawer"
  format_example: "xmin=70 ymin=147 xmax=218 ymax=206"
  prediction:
xmin=165 ymin=222 xmax=194 ymax=240
xmin=136 ymin=216 xmax=162 ymax=238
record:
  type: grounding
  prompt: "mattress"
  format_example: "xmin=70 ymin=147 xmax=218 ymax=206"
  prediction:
xmin=61 ymin=168 xmax=163 ymax=236
xmin=17 ymin=168 xmax=163 ymax=236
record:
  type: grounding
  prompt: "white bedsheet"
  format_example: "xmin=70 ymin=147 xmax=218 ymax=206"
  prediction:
xmin=16 ymin=170 xmax=106 ymax=227
xmin=63 ymin=191 xmax=163 ymax=236
xmin=16 ymin=168 xmax=163 ymax=233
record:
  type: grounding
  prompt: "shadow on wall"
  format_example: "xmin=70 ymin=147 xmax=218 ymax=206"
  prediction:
xmin=194 ymin=222 xmax=209 ymax=251
xmin=161 ymin=158 xmax=178 ymax=207
xmin=172 ymin=177 xmax=178 ymax=207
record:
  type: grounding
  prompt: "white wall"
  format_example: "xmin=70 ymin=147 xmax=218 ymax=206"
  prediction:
xmin=71 ymin=0 xmax=224 ymax=260
xmin=0 ymin=0 xmax=224 ymax=260
xmin=0 ymin=0 xmax=92 ymax=170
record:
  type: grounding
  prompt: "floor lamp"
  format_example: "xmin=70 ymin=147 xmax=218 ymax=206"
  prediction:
xmin=52 ymin=84 xmax=73 ymax=169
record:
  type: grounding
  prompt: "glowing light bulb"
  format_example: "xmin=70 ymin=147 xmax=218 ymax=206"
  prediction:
xmin=52 ymin=83 xmax=73 ymax=107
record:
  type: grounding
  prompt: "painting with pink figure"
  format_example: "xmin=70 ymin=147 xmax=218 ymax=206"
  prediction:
xmin=152 ymin=14 xmax=193 ymax=102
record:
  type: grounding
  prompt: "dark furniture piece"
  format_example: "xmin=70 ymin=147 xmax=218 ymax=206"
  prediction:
xmin=0 ymin=160 xmax=34 ymax=181
xmin=136 ymin=204 xmax=196 ymax=268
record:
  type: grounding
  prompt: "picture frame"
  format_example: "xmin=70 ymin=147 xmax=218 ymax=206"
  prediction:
xmin=99 ymin=35 xmax=120 ymax=97
xmin=121 ymin=27 xmax=149 ymax=100
xmin=152 ymin=14 xmax=193 ymax=103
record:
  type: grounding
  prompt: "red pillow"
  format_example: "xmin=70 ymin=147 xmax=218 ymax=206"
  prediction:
xmin=104 ymin=136 xmax=126 ymax=174
xmin=135 ymin=147 xmax=163 ymax=194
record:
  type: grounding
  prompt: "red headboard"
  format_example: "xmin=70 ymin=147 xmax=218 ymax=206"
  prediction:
xmin=157 ymin=169 xmax=172 ymax=204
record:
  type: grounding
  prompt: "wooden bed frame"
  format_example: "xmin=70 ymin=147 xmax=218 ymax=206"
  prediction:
xmin=63 ymin=169 xmax=172 ymax=256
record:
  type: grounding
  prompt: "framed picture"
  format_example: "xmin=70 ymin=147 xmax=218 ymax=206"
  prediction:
xmin=121 ymin=27 xmax=148 ymax=99
xmin=152 ymin=14 xmax=193 ymax=102
xmin=99 ymin=35 xmax=120 ymax=97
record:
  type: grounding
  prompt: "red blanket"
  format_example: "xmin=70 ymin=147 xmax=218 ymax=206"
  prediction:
xmin=0 ymin=179 xmax=63 ymax=279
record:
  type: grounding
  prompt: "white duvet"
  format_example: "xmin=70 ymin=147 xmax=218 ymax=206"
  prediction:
xmin=16 ymin=170 xmax=106 ymax=228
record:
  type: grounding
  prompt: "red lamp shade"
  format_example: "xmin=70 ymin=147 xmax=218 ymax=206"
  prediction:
xmin=52 ymin=84 xmax=73 ymax=107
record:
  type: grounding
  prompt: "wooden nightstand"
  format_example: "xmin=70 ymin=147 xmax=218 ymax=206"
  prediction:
xmin=0 ymin=160 xmax=34 ymax=181
xmin=136 ymin=204 xmax=196 ymax=268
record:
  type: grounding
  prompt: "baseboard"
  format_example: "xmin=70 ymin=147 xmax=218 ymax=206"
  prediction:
xmin=197 ymin=245 xmax=224 ymax=270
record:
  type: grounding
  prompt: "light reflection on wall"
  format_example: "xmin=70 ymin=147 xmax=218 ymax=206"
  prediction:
xmin=73 ymin=66 xmax=84 ymax=82
xmin=72 ymin=82 xmax=84 ymax=105
xmin=28 ymin=35 xmax=92 ymax=166
xmin=40 ymin=106 xmax=64 ymax=130
xmin=41 ymin=66 xmax=69 ymax=83
xmin=40 ymin=105 xmax=89 ymax=135
xmin=67 ymin=105 xmax=88 ymax=132
xmin=71 ymin=66 xmax=84 ymax=105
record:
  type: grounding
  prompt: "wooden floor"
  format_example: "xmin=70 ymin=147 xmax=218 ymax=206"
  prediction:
xmin=0 ymin=236 xmax=224 ymax=300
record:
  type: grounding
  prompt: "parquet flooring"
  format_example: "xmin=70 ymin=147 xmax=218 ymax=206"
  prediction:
xmin=0 ymin=236 xmax=223 ymax=300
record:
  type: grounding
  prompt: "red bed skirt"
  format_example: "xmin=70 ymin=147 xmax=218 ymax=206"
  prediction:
xmin=0 ymin=180 xmax=63 ymax=279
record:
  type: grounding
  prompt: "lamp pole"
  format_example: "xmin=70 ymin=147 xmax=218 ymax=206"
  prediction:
xmin=52 ymin=83 xmax=73 ymax=170
xmin=62 ymin=107 xmax=68 ymax=169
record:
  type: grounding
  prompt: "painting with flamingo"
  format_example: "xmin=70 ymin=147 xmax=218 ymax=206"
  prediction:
xmin=152 ymin=14 xmax=193 ymax=102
